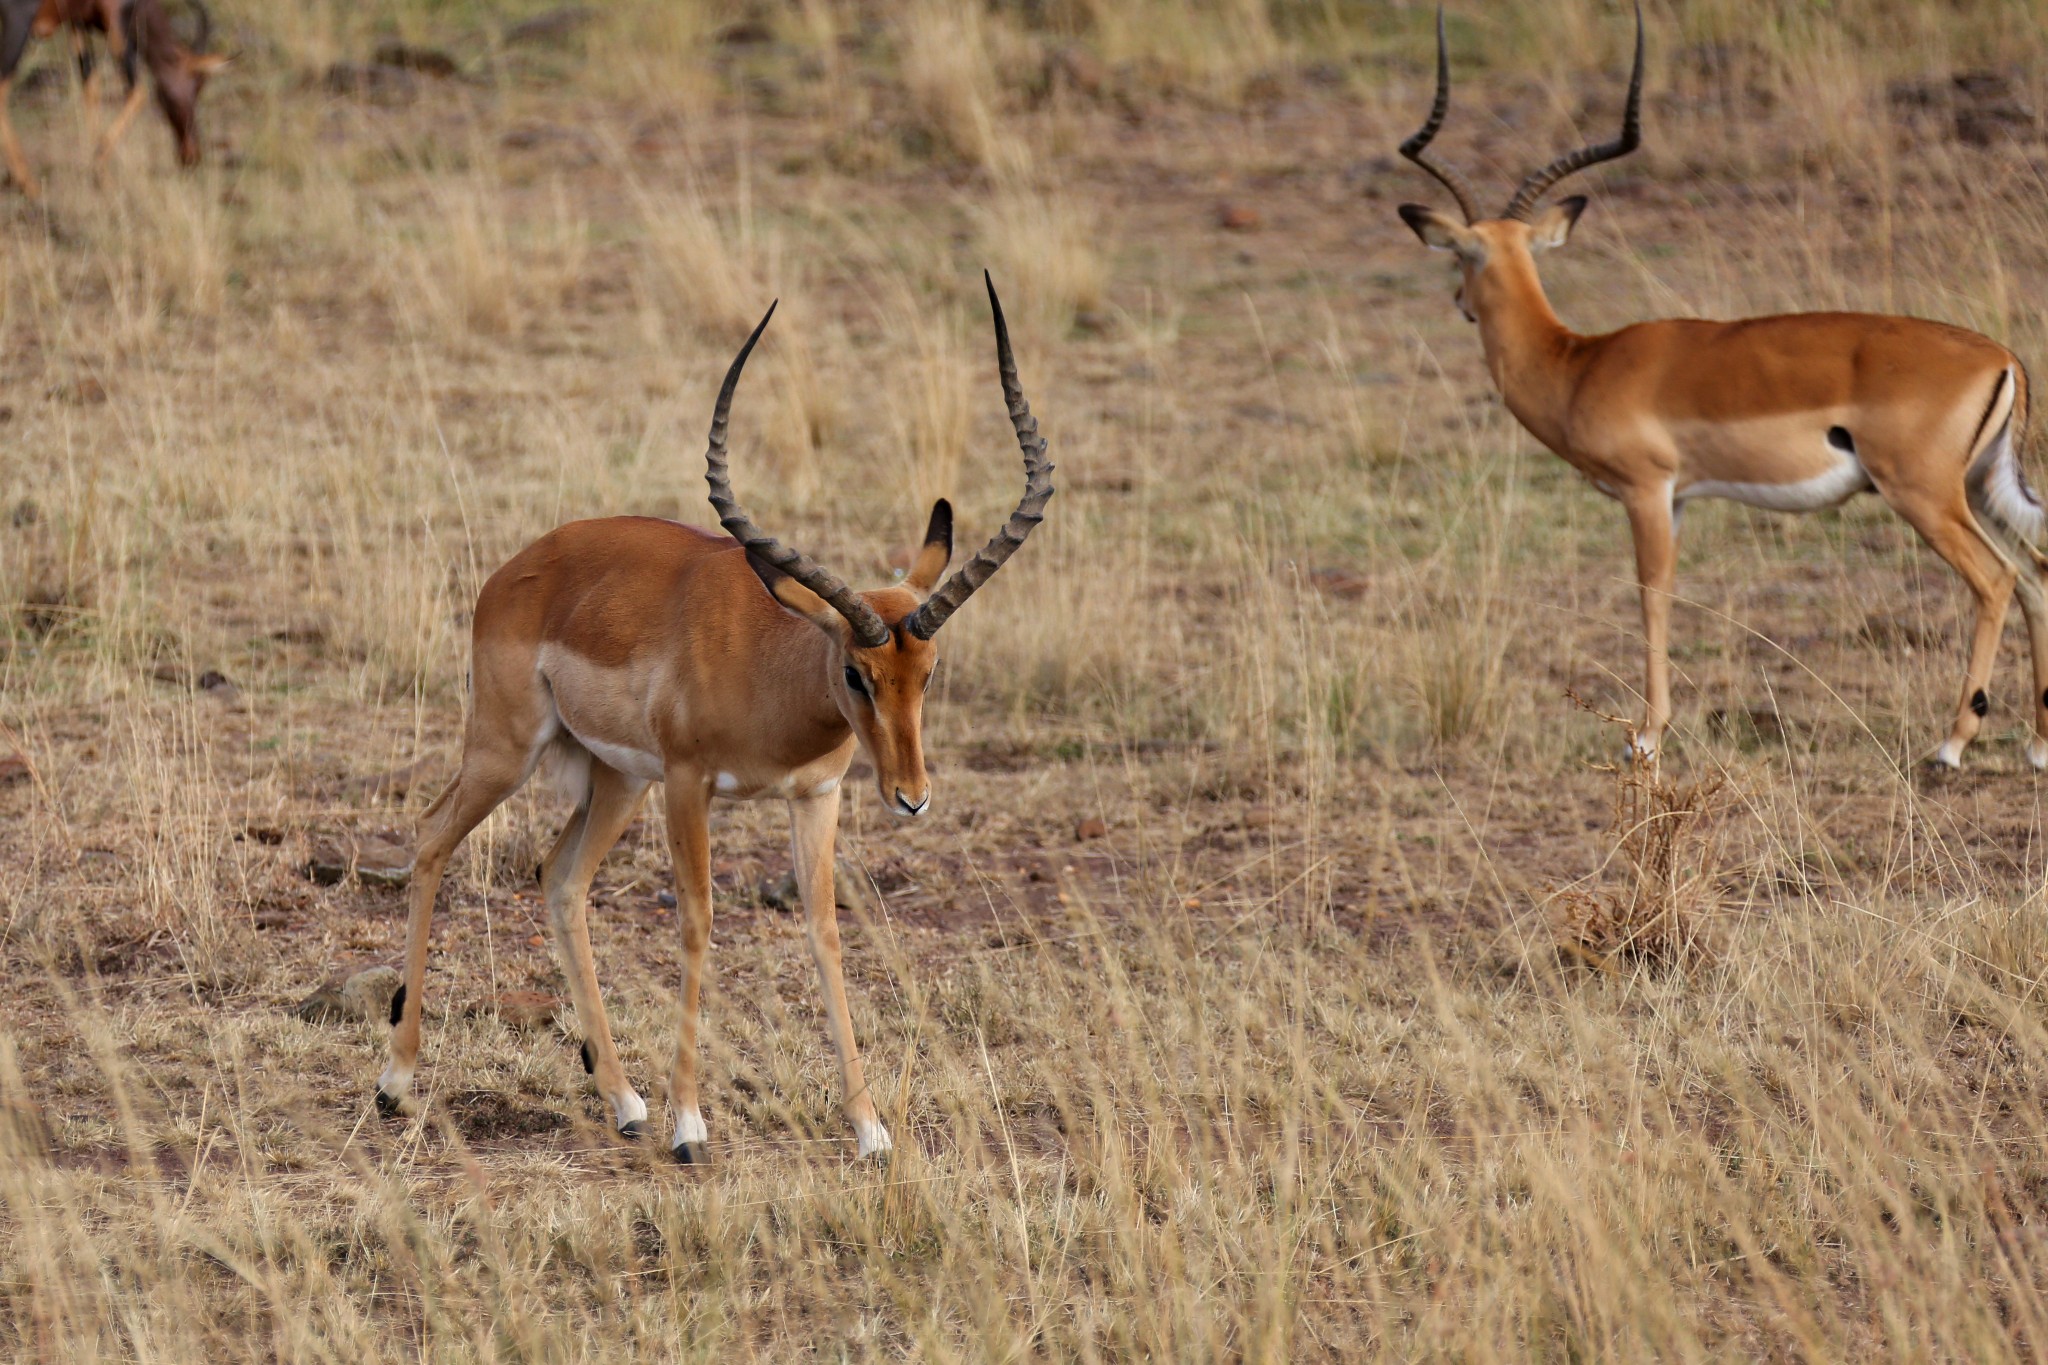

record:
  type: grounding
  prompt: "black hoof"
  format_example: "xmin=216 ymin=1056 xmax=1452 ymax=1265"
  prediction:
xmin=672 ymin=1140 xmax=710 ymax=1165
xmin=374 ymin=1090 xmax=403 ymax=1118
xmin=619 ymin=1119 xmax=651 ymax=1141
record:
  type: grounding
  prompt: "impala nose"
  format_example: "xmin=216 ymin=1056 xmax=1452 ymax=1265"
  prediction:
xmin=892 ymin=788 xmax=930 ymax=818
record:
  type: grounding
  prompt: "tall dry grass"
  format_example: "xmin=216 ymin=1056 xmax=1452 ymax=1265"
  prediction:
xmin=3 ymin=0 xmax=2048 ymax=1359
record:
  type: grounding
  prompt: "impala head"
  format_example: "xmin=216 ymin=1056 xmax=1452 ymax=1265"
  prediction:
xmin=1394 ymin=5 xmax=1643 ymax=323
xmin=703 ymin=272 xmax=1055 ymax=819
xmin=145 ymin=0 xmax=229 ymax=166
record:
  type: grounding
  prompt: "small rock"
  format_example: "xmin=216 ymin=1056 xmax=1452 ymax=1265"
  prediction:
xmin=1308 ymin=566 xmax=1372 ymax=599
xmin=1044 ymin=43 xmax=1109 ymax=99
xmin=656 ymin=889 xmax=678 ymax=909
xmin=296 ymin=964 xmax=400 ymax=1025
xmin=302 ymin=833 xmax=413 ymax=888
xmin=1216 ymin=202 xmax=1262 ymax=232
xmin=467 ymin=990 xmax=563 ymax=1032
xmin=758 ymin=864 xmax=872 ymax=913
xmin=372 ymin=42 xmax=459 ymax=77
xmin=195 ymin=669 xmax=240 ymax=703
xmin=0 ymin=1096 xmax=51 ymax=1160
xmin=504 ymin=5 xmax=594 ymax=46
xmin=345 ymin=755 xmax=440 ymax=801
xmin=324 ymin=62 xmax=419 ymax=103
xmin=1074 ymin=816 xmax=1108 ymax=841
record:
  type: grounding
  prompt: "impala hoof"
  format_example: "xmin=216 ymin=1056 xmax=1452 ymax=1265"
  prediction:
xmin=2027 ymin=739 xmax=2048 ymax=772
xmin=672 ymin=1140 xmax=710 ymax=1165
xmin=374 ymin=1090 xmax=404 ymax=1118
xmin=619 ymin=1119 xmax=651 ymax=1141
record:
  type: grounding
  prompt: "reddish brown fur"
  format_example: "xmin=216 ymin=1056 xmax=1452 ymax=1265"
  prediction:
xmin=1402 ymin=205 xmax=2046 ymax=766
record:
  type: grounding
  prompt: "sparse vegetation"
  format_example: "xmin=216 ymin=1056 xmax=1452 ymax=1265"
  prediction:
xmin=4 ymin=0 xmax=2048 ymax=1358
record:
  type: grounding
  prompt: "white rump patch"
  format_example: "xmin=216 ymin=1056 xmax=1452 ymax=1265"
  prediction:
xmin=1969 ymin=377 xmax=2045 ymax=546
xmin=1683 ymin=444 xmax=1872 ymax=512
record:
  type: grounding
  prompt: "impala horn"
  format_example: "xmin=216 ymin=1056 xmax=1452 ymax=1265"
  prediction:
xmin=901 ymin=272 xmax=1056 ymax=640
xmin=705 ymin=304 xmax=893 ymax=649
xmin=1397 ymin=7 xmax=1483 ymax=225
xmin=1501 ymin=2 xmax=1645 ymax=221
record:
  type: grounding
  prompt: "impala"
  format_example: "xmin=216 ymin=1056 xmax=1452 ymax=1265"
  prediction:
xmin=1395 ymin=7 xmax=2048 ymax=769
xmin=377 ymin=274 xmax=1054 ymax=1162
xmin=0 ymin=0 xmax=225 ymax=197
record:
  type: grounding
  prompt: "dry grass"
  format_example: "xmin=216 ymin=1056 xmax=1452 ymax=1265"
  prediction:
xmin=6 ymin=0 xmax=2048 ymax=1358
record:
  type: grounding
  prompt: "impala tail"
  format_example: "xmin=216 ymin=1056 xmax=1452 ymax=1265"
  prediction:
xmin=1969 ymin=365 xmax=2046 ymax=555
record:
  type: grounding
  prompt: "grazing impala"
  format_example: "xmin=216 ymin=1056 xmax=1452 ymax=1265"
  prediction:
xmin=377 ymin=274 xmax=1055 ymax=1162
xmin=1395 ymin=7 xmax=2048 ymax=769
xmin=0 ymin=0 xmax=225 ymax=197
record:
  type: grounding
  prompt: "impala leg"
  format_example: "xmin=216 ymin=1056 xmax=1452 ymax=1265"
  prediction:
xmin=1624 ymin=488 xmax=1679 ymax=762
xmin=2011 ymin=565 xmax=2048 ymax=769
xmin=789 ymin=788 xmax=891 ymax=1159
xmin=94 ymin=81 xmax=144 ymax=166
xmin=0 ymin=78 xmax=39 ymax=199
xmin=2014 ymin=579 xmax=2048 ymax=770
xmin=661 ymin=770 xmax=715 ymax=1164
xmin=70 ymin=32 xmax=100 ymax=145
xmin=378 ymin=752 xmax=528 ymax=1112
xmin=545 ymin=762 xmax=653 ymax=1136
xmin=1893 ymin=498 xmax=2016 ymax=769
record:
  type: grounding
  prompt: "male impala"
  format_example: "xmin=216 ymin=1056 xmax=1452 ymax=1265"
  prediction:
xmin=1396 ymin=8 xmax=2048 ymax=769
xmin=377 ymin=274 xmax=1054 ymax=1162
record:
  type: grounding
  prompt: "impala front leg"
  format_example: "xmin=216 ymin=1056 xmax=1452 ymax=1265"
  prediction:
xmin=545 ymin=763 xmax=654 ymax=1136
xmin=662 ymin=768 xmax=715 ymax=1164
xmin=790 ymin=787 xmax=892 ymax=1159
xmin=1624 ymin=485 xmax=1679 ymax=762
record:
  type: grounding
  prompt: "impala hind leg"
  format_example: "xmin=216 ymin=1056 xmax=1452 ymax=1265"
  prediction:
xmin=790 ymin=788 xmax=892 ymax=1159
xmin=1624 ymin=488 xmax=1679 ymax=762
xmin=378 ymin=745 xmax=530 ymax=1112
xmin=661 ymin=770 xmax=714 ymax=1163
xmin=543 ymin=762 xmax=653 ymax=1136
xmin=2012 ymin=567 xmax=2048 ymax=770
xmin=1890 ymin=495 xmax=2016 ymax=769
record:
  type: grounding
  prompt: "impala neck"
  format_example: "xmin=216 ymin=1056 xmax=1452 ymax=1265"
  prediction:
xmin=1471 ymin=247 xmax=1583 ymax=455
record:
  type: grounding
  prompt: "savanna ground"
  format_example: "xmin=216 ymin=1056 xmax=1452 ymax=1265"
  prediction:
xmin=5 ymin=0 xmax=2048 ymax=1357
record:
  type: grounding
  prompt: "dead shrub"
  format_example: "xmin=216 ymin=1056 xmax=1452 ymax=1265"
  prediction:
xmin=1551 ymin=699 xmax=1732 ymax=969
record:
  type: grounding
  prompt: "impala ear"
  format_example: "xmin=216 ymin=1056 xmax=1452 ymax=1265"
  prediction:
xmin=1528 ymin=196 xmax=1588 ymax=252
xmin=747 ymin=554 xmax=851 ymax=639
xmin=905 ymin=499 xmax=953 ymax=593
xmin=1398 ymin=203 xmax=1479 ymax=256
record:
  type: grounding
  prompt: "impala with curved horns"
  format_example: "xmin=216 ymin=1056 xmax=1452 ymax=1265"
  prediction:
xmin=377 ymin=273 xmax=1054 ymax=1162
xmin=1396 ymin=6 xmax=2048 ymax=769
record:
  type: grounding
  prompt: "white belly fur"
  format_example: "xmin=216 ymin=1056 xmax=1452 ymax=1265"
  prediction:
xmin=1680 ymin=449 xmax=1872 ymax=512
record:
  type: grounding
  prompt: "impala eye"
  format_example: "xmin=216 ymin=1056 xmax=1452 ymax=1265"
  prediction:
xmin=843 ymin=666 xmax=867 ymax=698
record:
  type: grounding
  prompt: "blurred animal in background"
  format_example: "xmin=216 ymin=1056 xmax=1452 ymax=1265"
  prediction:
xmin=0 ymin=0 xmax=226 ymax=196
xmin=1395 ymin=6 xmax=2048 ymax=771
xmin=377 ymin=274 xmax=1056 ymax=1164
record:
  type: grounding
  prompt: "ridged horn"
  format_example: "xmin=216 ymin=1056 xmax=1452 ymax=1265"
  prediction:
xmin=705 ymin=303 xmax=892 ymax=649
xmin=1502 ymin=2 xmax=1645 ymax=221
xmin=901 ymin=273 xmax=1055 ymax=640
xmin=1397 ymin=7 xmax=1483 ymax=224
